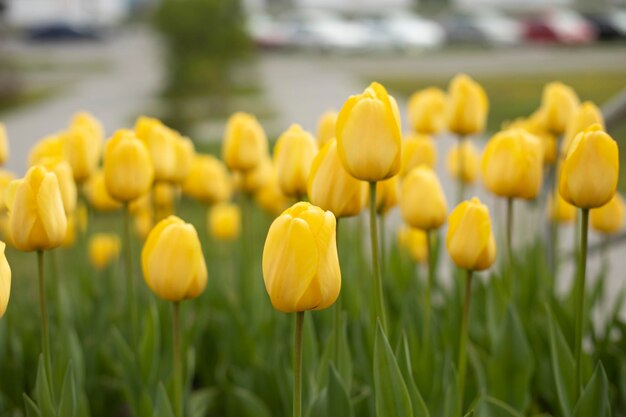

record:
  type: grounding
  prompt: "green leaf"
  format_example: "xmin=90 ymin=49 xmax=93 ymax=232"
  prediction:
xmin=548 ymin=307 xmax=576 ymax=417
xmin=57 ymin=362 xmax=77 ymax=417
xmin=572 ymin=363 xmax=610 ymax=417
xmin=398 ymin=333 xmax=430 ymax=417
xmin=327 ymin=364 xmax=353 ymax=417
xmin=374 ymin=322 xmax=413 ymax=417
xmin=23 ymin=394 xmax=42 ymax=417
xmin=306 ymin=388 xmax=327 ymax=417
xmin=189 ymin=387 xmax=218 ymax=417
xmin=227 ymin=386 xmax=273 ymax=417
xmin=140 ymin=299 xmax=161 ymax=385
xmin=153 ymin=384 xmax=175 ymax=417
xmin=34 ymin=356 xmax=56 ymax=417
xmin=477 ymin=396 xmax=526 ymax=417
xmin=442 ymin=362 xmax=460 ymax=417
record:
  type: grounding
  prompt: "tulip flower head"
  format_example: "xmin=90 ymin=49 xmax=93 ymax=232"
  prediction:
xmin=375 ymin=176 xmax=399 ymax=215
xmin=548 ymin=190 xmax=576 ymax=224
xmin=336 ymin=82 xmax=402 ymax=181
xmin=561 ymin=101 xmax=604 ymax=157
xmin=401 ymin=133 xmax=437 ymax=176
xmin=559 ymin=125 xmax=619 ymax=209
xmin=255 ymin=170 xmax=293 ymax=216
xmin=316 ymin=110 xmax=338 ymax=148
xmin=182 ymin=154 xmax=233 ymax=205
xmin=397 ymin=225 xmax=428 ymax=264
xmin=447 ymin=74 xmax=489 ymax=136
xmin=89 ymin=233 xmax=121 ymax=270
xmin=446 ymin=197 xmax=496 ymax=271
xmin=142 ymin=216 xmax=207 ymax=302
xmin=85 ymin=170 xmax=123 ymax=212
xmin=62 ymin=125 xmax=102 ymax=183
xmin=242 ymin=156 xmax=273 ymax=194
xmin=538 ymin=82 xmax=579 ymax=135
xmin=262 ymin=202 xmax=341 ymax=313
xmin=446 ymin=140 xmax=480 ymax=184
xmin=400 ymin=166 xmax=447 ymax=230
xmin=0 ymin=123 xmax=10 ymax=165
xmin=0 ymin=241 xmax=10 ymax=318
xmin=208 ymin=202 xmax=241 ymax=241
xmin=591 ymin=194 xmax=625 ymax=235
xmin=273 ymin=124 xmax=318 ymax=198
xmin=70 ymin=111 xmax=104 ymax=144
xmin=222 ymin=112 xmax=269 ymax=172
xmin=407 ymin=87 xmax=448 ymax=135
xmin=39 ymin=158 xmax=77 ymax=215
xmin=29 ymin=134 xmax=66 ymax=167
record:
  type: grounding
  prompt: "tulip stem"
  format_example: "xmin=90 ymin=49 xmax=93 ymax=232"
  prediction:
xmin=37 ymin=250 xmax=53 ymax=394
xmin=424 ymin=229 xmax=435 ymax=343
xmin=506 ymin=197 xmax=514 ymax=296
xmin=574 ymin=208 xmax=589 ymax=399
xmin=334 ymin=219 xmax=341 ymax=364
xmin=173 ymin=301 xmax=183 ymax=417
xmin=458 ymin=269 xmax=473 ymax=407
xmin=294 ymin=311 xmax=305 ymax=417
xmin=123 ymin=204 xmax=137 ymax=342
xmin=369 ymin=181 xmax=387 ymax=332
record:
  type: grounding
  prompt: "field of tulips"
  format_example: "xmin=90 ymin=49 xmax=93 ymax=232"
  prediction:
xmin=0 ymin=73 xmax=625 ymax=417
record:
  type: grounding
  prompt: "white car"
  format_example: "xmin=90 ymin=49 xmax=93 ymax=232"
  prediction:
xmin=378 ymin=12 xmax=446 ymax=51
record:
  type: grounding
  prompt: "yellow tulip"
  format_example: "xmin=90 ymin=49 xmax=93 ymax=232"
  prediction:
xmin=0 ymin=123 xmax=10 ymax=165
xmin=0 ymin=170 xmax=15 ymax=210
xmin=208 ymin=202 xmax=241 ymax=241
xmin=142 ymin=216 xmax=207 ymax=301
xmin=171 ymin=136 xmax=195 ymax=183
xmin=154 ymin=182 xmax=178 ymax=210
xmin=134 ymin=209 xmax=153 ymax=241
xmin=400 ymin=166 xmax=447 ymax=230
xmin=242 ymin=156 xmax=273 ymax=193
xmin=63 ymin=126 xmax=102 ymax=183
xmin=539 ymin=82 xmax=579 ymax=134
xmin=222 ymin=112 xmax=268 ymax=172
xmin=397 ymin=225 xmax=427 ymax=264
xmin=89 ymin=233 xmax=121 ymax=270
xmin=407 ymin=87 xmax=447 ymax=134
xmin=39 ymin=158 xmax=77 ymax=214
xmin=262 ymin=202 xmax=340 ymax=312
xmin=182 ymin=154 xmax=232 ymax=205
xmin=7 ymin=166 xmax=68 ymax=252
xmin=401 ymin=133 xmax=437 ymax=176
xmin=561 ymin=101 xmax=604 ymax=157
xmin=336 ymin=82 xmax=402 ymax=181
xmin=85 ymin=170 xmax=122 ymax=212
xmin=129 ymin=193 xmax=152 ymax=215
xmin=274 ymin=124 xmax=318 ymax=198
xmin=447 ymin=74 xmax=489 ymax=136
xmin=559 ymin=125 xmax=619 ymax=209
xmin=0 ymin=241 xmax=10 ymax=318
xmin=255 ymin=171 xmax=293 ymax=216
xmin=481 ymin=129 xmax=544 ymax=200
xmin=375 ymin=176 xmax=399 ymax=215
xmin=62 ymin=214 xmax=77 ymax=247
xmin=446 ymin=140 xmax=480 ymax=184
xmin=316 ymin=110 xmax=338 ymax=148
xmin=446 ymin=197 xmax=496 ymax=271
xmin=308 ymin=139 xmax=367 ymax=218
xmin=590 ymin=194 xmax=625 ymax=235
xmin=104 ymin=129 xmax=154 ymax=202
xmin=70 ymin=111 xmax=104 ymax=143
xmin=548 ymin=190 xmax=576 ymax=224
xmin=29 ymin=135 xmax=65 ymax=167
xmin=505 ymin=114 xmax=557 ymax=165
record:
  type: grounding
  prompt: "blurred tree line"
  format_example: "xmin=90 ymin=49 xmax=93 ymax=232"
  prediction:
xmin=152 ymin=0 xmax=253 ymax=132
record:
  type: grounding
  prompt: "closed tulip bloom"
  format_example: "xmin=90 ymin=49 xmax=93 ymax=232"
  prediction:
xmin=447 ymin=74 xmax=489 ymax=136
xmin=208 ymin=202 xmax=241 ymax=241
xmin=171 ymin=136 xmax=195 ymax=183
xmin=400 ymin=166 xmax=447 ymax=230
xmin=142 ymin=216 xmax=207 ymax=301
xmin=562 ymin=101 xmax=604 ymax=157
xmin=62 ymin=214 xmax=77 ymax=247
xmin=154 ymin=182 xmax=177 ymax=210
xmin=104 ymin=129 xmax=155 ymax=202
xmin=7 ymin=166 xmax=68 ymax=251
xmin=242 ymin=156 xmax=273 ymax=193
xmin=446 ymin=197 xmax=496 ymax=271
xmin=446 ymin=140 xmax=480 ymax=184
xmin=262 ymin=202 xmax=341 ymax=312
xmin=506 ymin=114 xmax=558 ymax=165
xmin=336 ymin=82 xmax=402 ymax=181
xmin=376 ymin=176 xmax=399 ymax=215
xmin=316 ymin=110 xmax=338 ymax=148
xmin=407 ymin=87 xmax=447 ymax=134
xmin=274 ymin=124 xmax=318 ymax=198
xmin=0 ymin=241 xmax=10 ymax=318
xmin=401 ymin=133 xmax=437 ymax=176
xmin=63 ymin=126 xmax=102 ymax=183
xmin=182 ymin=154 xmax=233 ymax=205
xmin=559 ymin=125 xmax=619 ymax=209
xmin=548 ymin=190 xmax=576 ymax=223
xmin=0 ymin=123 xmax=10 ymax=165
xmin=255 ymin=172 xmax=293 ymax=216
xmin=89 ymin=233 xmax=121 ymax=270
xmin=39 ymin=158 xmax=77 ymax=214
xmin=591 ymin=194 xmax=625 ymax=235
xmin=397 ymin=225 xmax=427 ymax=264
xmin=308 ymin=139 xmax=367 ymax=218
xmin=85 ymin=171 xmax=122 ymax=212
xmin=481 ymin=129 xmax=544 ymax=200
xmin=70 ymin=111 xmax=104 ymax=143
xmin=222 ymin=112 xmax=268 ymax=172
xmin=135 ymin=118 xmax=180 ymax=182
xmin=134 ymin=209 xmax=153 ymax=240
xmin=0 ymin=170 xmax=15 ymax=210
xmin=539 ymin=82 xmax=579 ymax=134
xmin=29 ymin=135 xmax=66 ymax=167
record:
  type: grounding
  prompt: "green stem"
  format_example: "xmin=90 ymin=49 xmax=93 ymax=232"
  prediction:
xmin=37 ymin=250 xmax=53 ymax=392
xmin=424 ymin=229 xmax=434 ymax=343
xmin=369 ymin=181 xmax=387 ymax=332
xmin=379 ymin=213 xmax=386 ymax=275
xmin=457 ymin=135 xmax=466 ymax=204
xmin=506 ymin=198 xmax=514 ymax=297
xmin=294 ymin=311 xmax=305 ymax=417
xmin=574 ymin=208 xmax=589 ymax=399
xmin=173 ymin=302 xmax=182 ymax=417
xmin=123 ymin=204 xmax=136 ymax=341
xmin=458 ymin=269 xmax=473 ymax=406
xmin=333 ymin=218 xmax=341 ymax=364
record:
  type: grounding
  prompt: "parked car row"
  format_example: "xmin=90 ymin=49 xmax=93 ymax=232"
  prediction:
xmin=247 ymin=8 xmax=626 ymax=53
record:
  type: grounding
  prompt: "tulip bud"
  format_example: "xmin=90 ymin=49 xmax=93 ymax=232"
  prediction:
xmin=446 ymin=197 xmax=496 ymax=271
xmin=85 ymin=170 xmax=122 ymax=212
xmin=154 ymin=183 xmax=177 ymax=211
xmin=7 ymin=166 xmax=68 ymax=251
xmin=29 ymin=135 xmax=65 ymax=167
xmin=63 ymin=126 xmax=102 ymax=183
xmin=447 ymin=74 xmax=489 ymax=136
xmin=242 ymin=156 xmax=273 ymax=193
xmin=308 ymin=139 xmax=367 ymax=218
xmin=89 ymin=233 xmax=121 ymax=270
xmin=548 ymin=190 xmax=576 ymax=224
xmin=182 ymin=154 xmax=232 ymax=205
xmin=336 ymin=82 xmax=402 ymax=181
xmin=104 ymin=129 xmax=155 ymax=202
xmin=375 ymin=176 xmax=399 ymax=215
xmin=262 ymin=202 xmax=341 ymax=312
xmin=39 ymin=158 xmax=77 ymax=214
xmin=171 ymin=136 xmax=195 ymax=183
xmin=0 ymin=170 xmax=15 ymax=210
xmin=274 ymin=124 xmax=318 ymax=198
xmin=539 ymin=82 xmax=579 ymax=134
xmin=397 ymin=225 xmax=427 ymax=264
xmin=407 ymin=87 xmax=447 ymax=134
xmin=142 ymin=216 xmax=207 ymax=301
xmin=255 ymin=171 xmax=293 ymax=216
xmin=70 ymin=111 xmax=104 ymax=144
xmin=591 ymin=194 xmax=625 ymax=235
xmin=208 ymin=202 xmax=241 ymax=241
xmin=222 ymin=112 xmax=268 ymax=172
xmin=446 ymin=140 xmax=480 ymax=184
xmin=316 ymin=110 xmax=338 ymax=148
xmin=481 ymin=129 xmax=544 ymax=200
xmin=401 ymin=133 xmax=437 ymax=176
xmin=400 ymin=167 xmax=447 ymax=230
xmin=561 ymin=101 xmax=604 ymax=157
xmin=134 ymin=209 xmax=153 ymax=240
xmin=0 ymin=241 xmax=10 ymax=318
xmin=62 ymin=214 xmax=77 ymax=247
xmin=0 ymin=123 xmax=10 ymax=165
xmin=559 ymin=125 xmax=619 ymax=209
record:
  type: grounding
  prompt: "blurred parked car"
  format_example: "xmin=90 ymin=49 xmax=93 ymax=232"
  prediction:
xmin=583 ymin=9 xmax=626 ymax=41
xmin=440 ymin=14 xmax=488 ymax=44
xmin=26 ymin=23 xmax=101 ymax=41
xmin=522 ymin=9 xmax=596 ymax=44
xmin=247 ymin=13 xmax=290 ymax=50
xmin=374 ymin=12 xmax=445 ymax=51
xmin=462 ymin=10 xmax=523 ymax=45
